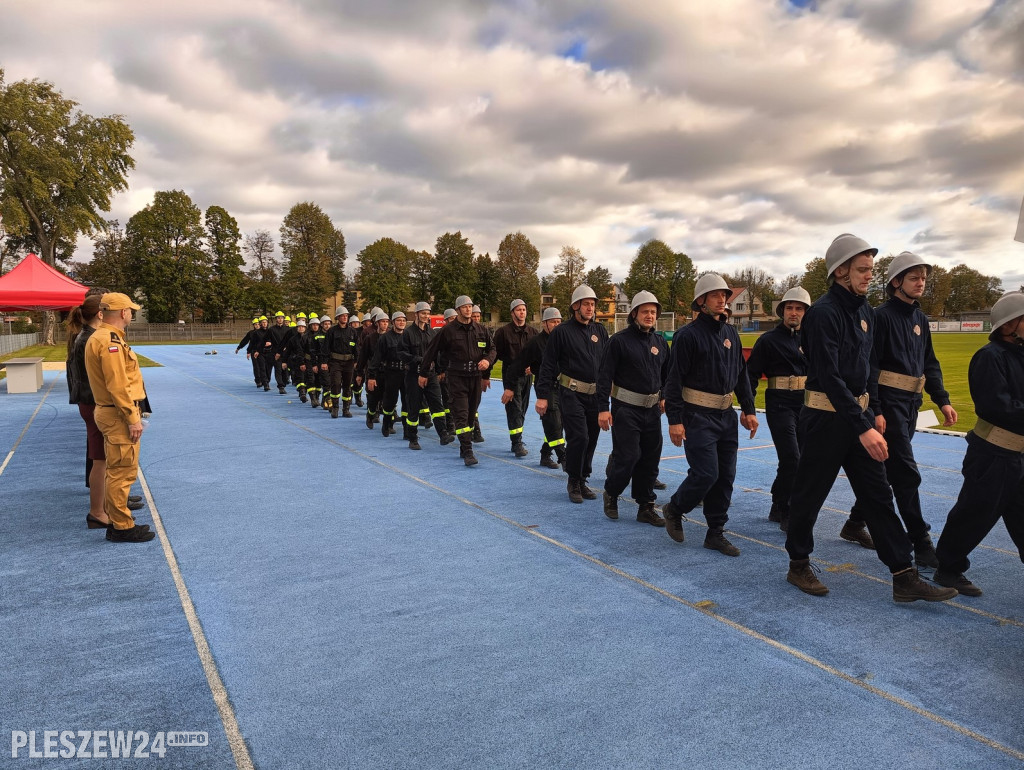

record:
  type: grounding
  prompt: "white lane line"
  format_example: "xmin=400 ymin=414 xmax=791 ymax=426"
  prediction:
xmin=140 ymin=469 xmax=255 ymax=770
xmin=0 ymin=377 xmax=59 ymax=477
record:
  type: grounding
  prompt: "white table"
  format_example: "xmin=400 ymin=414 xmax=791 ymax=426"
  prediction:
xmin=1 ymin=357 xmax=45 ymax=393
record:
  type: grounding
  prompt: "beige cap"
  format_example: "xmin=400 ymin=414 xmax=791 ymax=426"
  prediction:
xmin=100 ymin=293 xmax=141 ymax=311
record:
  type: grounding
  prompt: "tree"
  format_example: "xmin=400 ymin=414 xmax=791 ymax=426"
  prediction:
xmin=409 ymin=249 xmax=433 ymax=304
xmin=355 ymin=238 xmax=414 ymax=312
xmin=126 ymin=190 xmax=209 ymax=323
xmin=550 ymin=245 xmax=587 ymax=315
xmin=279 ymin=202 xmax=346 ymax=312
xmin=474 ymin=252 xmax=500 ymax=318
xmin=866 ymin=255 xmax=895 ymax=307
xmin=430 ymin=231 xmax=476 ymax=311
xmin=945 ymin=264 xmax=1003 ymax=315
xmin=70 ymin=219 xmax=132 ymax=291
xmin=800 ymin=258 xmax=829 ymax=302
xmin=585 ymin=266 xmax=614 ymax=308
xmin=623 ymin=240 xmax=696 ymax=314
xmin=201 ymin=206 xmax=245 ymax=322
xmin=723 ymin=266 xmax=778 ymax=326
xmin=495 ymin=232 xmax=541 ymax=321
xmin=665 ymin=251 xmax=696 ymax=316
xmin=0 ymin=70 xmax=134 ymax=342
xmin=919 ymin=264 xmax=951 ymax=317
xmin=241 ymin=229 xmax=282 ymax=317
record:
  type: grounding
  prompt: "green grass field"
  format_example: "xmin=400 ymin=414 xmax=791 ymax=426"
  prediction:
xmin=0 ymin=343 xmax=160 ymax=381
xmin=741 ymin=332 xmax=988 ymax=433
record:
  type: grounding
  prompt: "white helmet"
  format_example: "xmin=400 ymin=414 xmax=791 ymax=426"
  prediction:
xmin=319 ymin=315 xmax=332 ymax=324
xmin=776 ymin=287 xmax=812 ymax=317
xmin=455 ymin=295 xmax=473 ymax=309
xmin=629 ymin=290 xmax=661 ymax=316
xmin=414 ymin=301 xmax=431 ymax=313
xmin=443 ymin=308 xmax=457 ymax=320
xmin=825 ymin=233 xmax=877 ymax=281
xmin=542 ymin=307 xmax=562 ymax=322
xmin=510 ymin=298 xmax=525 ymax=312
xmin=570 ymin=285 xmax=598 ymax=307
xmin=472 ymin=305 xmax=481 ymax=314
xmin=691 ymin=273 xmax=731 ymax=311
xmin=990 ymin=291 xmax=1024 ymax=330
xmin=335 ymin=306 xmax=349 ymax=318
xmin=308 ymin=316 xmax=320 ymax=325
xmin=391 ymin=311 xmax=406 ymax=321
xmin=373 ymin=310 xmax=388 ymax=323
xmin=886 ymin=251 xmax=932 ymax=296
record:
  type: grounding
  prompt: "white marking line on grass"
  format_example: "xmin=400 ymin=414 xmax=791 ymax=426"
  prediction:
xmin=140 ymin=470 xmax=255 ymax=770
xmin=0 ymin=377 xmax=59 ymax=477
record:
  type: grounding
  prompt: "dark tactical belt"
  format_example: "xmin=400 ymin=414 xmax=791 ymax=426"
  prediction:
xmin=681 ymin=387 xmax=733 ymax=410
xmin=611 ymin=384 xmax=660 ymax=408
xmin=767 ymin=375 xmax=806 ymax=391
xmin=974 ymin=418 xmax=1024 ymax=452
xmin=558 ymin=373 xmax=597 ymax=395
xmin=878 ymin=370 xmax=926 ymax=393
xmin=330 ymin=353 xmax=355 ymax=361
xmin=804 ymin=389 xmax=869 ymax=413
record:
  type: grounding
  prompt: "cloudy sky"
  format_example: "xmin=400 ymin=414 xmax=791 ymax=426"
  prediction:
xmin=4 ymin=0 xmax=1024 ymax=289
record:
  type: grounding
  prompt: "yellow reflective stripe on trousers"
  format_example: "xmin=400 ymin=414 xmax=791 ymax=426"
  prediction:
xmin=455 ymin=426 xmax=474 ymax=435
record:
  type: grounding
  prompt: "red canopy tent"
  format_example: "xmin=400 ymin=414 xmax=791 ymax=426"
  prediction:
xmin=0 ymin=253 xmax=88 ymax=311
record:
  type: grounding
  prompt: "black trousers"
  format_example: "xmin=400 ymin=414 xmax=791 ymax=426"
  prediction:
xmin=257 ymin=354 xmax=272 ymax=387
xmin=504 ymin=375 xmax=533 ymax=445
xmin=849 ymin=396 xmax=929 ymax=541
xmin=540 ymin=386 xmax=564 ymax=456
xmin=289 ymin=357 xmax=305 ymax=388
xmin=250 ymin=356 xmax=261 ymax=385
xmin=935 ymin=433 xmax=1024 ymax=574
xmin=329 ymin=359 xmax=356 ymax=405
xmin=785 ymin=409 xmax=913 ymax=570
xmin=559 ymin=388 xmax=601 ymax=482
xmin=764 ymin=393 xmax=803 ymax=513
xmin=273 ymin=356 xmax=288 ymax=388
xmin=669 ymin=408 xmax=737 ymax=529
xmin=604 ymin=401 xmax=662 ymax=503
xmin=449 ymin=374 xmax=483 ymax=449
xmin=309 ymin=366 xmax=328 ymax=396
xmin=405 ymin=371 xmax=445 ymax=430
xmin=380 ymin=369 xmax=407 ymax=421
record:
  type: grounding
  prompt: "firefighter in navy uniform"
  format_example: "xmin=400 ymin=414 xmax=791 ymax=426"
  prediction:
xmin=358 ymin=310 xmax=389 ymax=428
xmin=419 ymin=296 xmax=496 ymax=466
xmin=535 ymin=285 xmax=609 ymax=504
xmin=934 ymin=291 xmax=1024 ymax=597
xmin=469 ymin=305 xmax=489 ymax=443
xmin=847 ymin=251 xmax=957 ymax=567
xmin=267 ymin=311 xmax=292 ymax=394
xmin=289 ymin=316 xmax=308 ymax=401
xmin=661 ymin=274 xmax=758 ymax=556
xmin=306 ymin=316 xmax=327 ymax=409
xmin=504 ymin=307 xmax=565 ymax=469
xmin=401 ymin=301 xmax=453 ymax=450
xmin=350 ymin=313 xmax=366 ymax=408
xmin=783 ymin=233 xmax=957 ymax=603
xmin=325 ymin=306 xmax=360 ymax=418
xmin=746 ymin=287 xmax=811 ymax=532
xmin=437 ymin=308 xmax=458 ymax=435
xmin=236 ymin=318 xmax=262 ymax=386
xmin=251 ymin=316 xmax=272 ymax=390
xmin=495 ymin=299 xmax=539 ymax=457
xmin=369 ymin=311 xmax=409 ymax=437
xmin=597 ymin=291 xmax=669 ymax=526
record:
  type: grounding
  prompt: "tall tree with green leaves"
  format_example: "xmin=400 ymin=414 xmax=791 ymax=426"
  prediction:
xmin=201 ymin=205 xmax=245 ymax=322
xmin=409 ymin=249 xmax=433 ymax=304
xmin=494 ymin=231 xmax=542 ymax=321
xmin=550 ymin=244 xmax=586 ymax=315
xmin=945 ymin=264 xmax=1003 ymax=315
xmin=800 ymin=257 xmax=830 ymax=302
xmin=585 ymin=266 xmax=614 ymax=308
xmin=473 ymin=252 xmax=500 ymax=318
xmin=0 ymin=69 xmax=134 ymax=342
xmin=279 ymin=202 xmax=346 ymax=312
xmin=355 ymin=238 xmax=414 ymax=312
xmin=430 ymin=231 xmax=477 ymax=311
xmin=70 ymin=219 xmax=132 ymax=291
xmin=126 ymin=190 xmax=209 ymax=323
xmin=723 ymin=266 xmax=778 ymax=326
xmin=241 ymin=229 xmax=282 ymax=317
xmin=622 ymin=240 xmax=674 ymax=307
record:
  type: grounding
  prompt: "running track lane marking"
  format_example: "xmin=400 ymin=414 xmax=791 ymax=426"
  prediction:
xmin=156 ymin=362 xmax=1024 ymax=759
xmin=0 ymin=377 xmax=59 ymax=477
xmin=140 ymin=469 xmax=255 ymax=770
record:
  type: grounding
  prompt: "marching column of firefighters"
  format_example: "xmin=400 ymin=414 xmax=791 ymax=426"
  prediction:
xmin=236 ymin=233 xmax=1024 ymax=602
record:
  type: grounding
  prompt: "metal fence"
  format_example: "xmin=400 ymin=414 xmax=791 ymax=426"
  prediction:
xmin=1 ymin=332 xmax=41 ymax=356
xmin=51 ymin=322 xmax=255 ymax=345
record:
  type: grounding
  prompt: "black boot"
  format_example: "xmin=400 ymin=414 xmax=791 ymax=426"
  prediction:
xmin=331 ymin=404 xmax=339 ymax=418
xmin=460 ymin=442 xmax=478 ymax=466
xmin=663 ymin=501 xmax=685 ymax=542
xmin=579 ymin=480 xmax=597 ymax=500
xmin=554 ymin=445 xmax=566 ymax=467
xmin=636 ymin=502 xmax=665 ymax=527
xmin=603 ymin=491 xmax=619 ymax=520
xmin=892 ymin=567 xmax=958 ymax=603
xmin=309 ymin=392 xmax=320 ymax=409
xmin=299 ymin=387 xmax=307 ymax=403
xmin=342 ymin=400 xmax=352 ymax=418
xmin=355 ymin=392 xmax=364 ymax=407
xmin=512 ymin=440 xmax=528 ymax=458
xmin=913 ymin=534 xmax=939 ymax=569
xmin=472 ymin=419 xmax=484 ymax=443
xmin=539 ymin=446 xmax=559 ymax=469
xmin=704 ymin=527 xmax=740 ymax=557
xmin=567 ymin=478 xmax=583 ymax=504
xmin=366 ymin=411 xmax=375 ymax=430
xmin=840 ymin=519 xmax=875 ymax=549
xmin=381 ymin=414 xmax=393 ymax=437
xmin=408 ymin=427 xmax=421 ymax=450
xmin=434 ymin=417 xmax=455 ymax=445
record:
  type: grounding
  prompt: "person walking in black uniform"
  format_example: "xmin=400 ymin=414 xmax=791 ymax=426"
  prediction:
xmin=661 ymin=274 xmax=758 ymax=556
xmin=784 ymin=233 xmax=957 ymax=603
xmin=504 ymin=307 xmax=565 ymax=469
xmin=350 ymin=313 xmax=366 ymax=408
xmin=358 ymin=311 xmax=389 ymax=428
xmin=369 ymin=311 xmax=409 ymax=437
xmin=325 ymin=306 xmax=360 ymax=418
xmin=495 ymin=299 xmax=539 ymax=457
xmin=251 ymin=316 xmax=272 ymax=390
xmin=236 ymin=318 xmax=262 ymax=386
xmin=535 ymin=285 xmax=609 ymax=504
xmin=267 ymin=311 xmax=293 ymax=394
xmin=597 ymin=291 xmax=668 ymax=527
xmin=934 ymin=291 xmax=1024 ymax=597
xmin=289 ymin=317 xmax=308 ymax=401
xmin=438 ymin=308 xmax=458 ymax=435
xmin=746 ymin=287 xmax=811 ymax=532
xmin=419 ymin=296 xmax=496 ymax=466
xmin=307 ymin=316 xmax=328 ymax=409
xmin=401 ymin=302 xmax=453 ymax=449
xmin=847 ymin=251 xmax=958 ymax=567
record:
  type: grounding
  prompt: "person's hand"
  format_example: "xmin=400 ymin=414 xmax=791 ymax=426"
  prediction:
xmin=253 ymin=352 xmax=259 ymax=359
xmin=275 ymin=353 xmax=280 ymax=360
xmin=481 ymin=379 xmax=491 ymax=392
xmin=418 ymin=376 xmax=428 ymax=388
xmin=859 ymin=428 xmax=888 ymax=462
xmin=535 ymin=399 xmax=548 ymax=416
xmin=740 ymin=413 xmax=758 ymax=439
xmin=367 ymin=379 xmax=377 ymax=392
xmin=438 ymin=373 xmax=446 ymax=383
xmin=669 ymin=424 xmax=685 ymax=447
xmin=300 ymin=364 xmax=306 ymax=372
xmin=874 ymin=414 xmax=886 ymax=434
xmin=477 ymin=359 xmax=490 ymax=371
xmin=524 ymin=366 xmax=532 ymax=376
xmin=659 ymin=399 xmax=665 ymax=415
xmin=941 ymin=405 xmax=958 ymax=426
xmin=129 ymin=422 xmax=144 ymax=442
xmin=281 ymin=363 xmax=287 ymax=370
xmin=501 ymin=389 xmax=514 ymax=404
xmin=598 ymin=411 xmax=612 ymax=431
